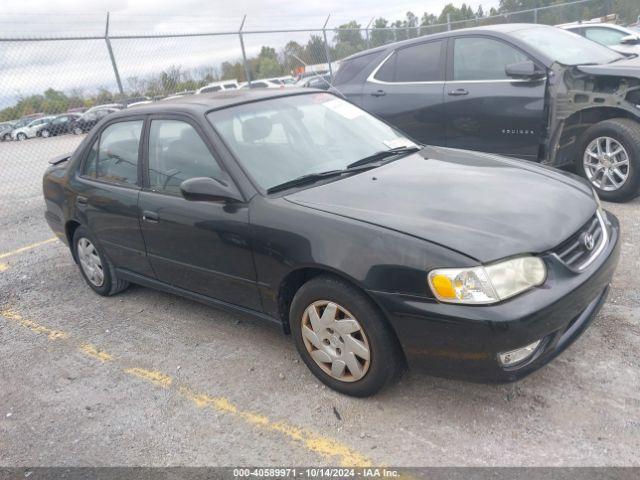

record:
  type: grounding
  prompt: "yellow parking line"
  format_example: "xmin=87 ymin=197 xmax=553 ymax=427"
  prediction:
xmin=0 ymin=237 xmax=57 ymax=260
xmin=0 ymin=306 xmax=375 ymax=467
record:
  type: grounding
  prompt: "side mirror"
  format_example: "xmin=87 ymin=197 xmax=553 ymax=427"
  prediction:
xmin=505 ymin=61 xmax=545 ymax=80
xmin=180 ymin=175 xmax=243 ymax=203
xmin=620 ymin=34 xmax=640 ymax=45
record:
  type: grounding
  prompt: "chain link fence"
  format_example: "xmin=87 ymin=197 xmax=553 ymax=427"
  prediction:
xmin=0 ymin=0 xmax=638 ymax=217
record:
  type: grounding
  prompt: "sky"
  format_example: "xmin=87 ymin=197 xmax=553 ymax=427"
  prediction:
xmin=0 ymin=1 xmax=501 ymax=110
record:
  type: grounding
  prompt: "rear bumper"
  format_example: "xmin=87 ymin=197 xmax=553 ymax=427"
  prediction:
xmin=370 ymin=212 xmax=620 ymax=382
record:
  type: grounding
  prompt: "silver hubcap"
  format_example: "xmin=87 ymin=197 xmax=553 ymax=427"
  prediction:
xmin=301 ymin=301 xmax=370 ymax=382
xmin=77 ymin=238 xmax=104 ymax=287
xmin=583 ymin=136 xmax=630 ymax=191
xmin=42 ymin=130 xmax=49 ymax=137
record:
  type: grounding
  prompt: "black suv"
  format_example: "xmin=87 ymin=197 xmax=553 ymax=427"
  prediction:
xmin=39 ymin=113 xmax=81 ymax=138
xmin=333 ymin=23 xmax=640 ymax=202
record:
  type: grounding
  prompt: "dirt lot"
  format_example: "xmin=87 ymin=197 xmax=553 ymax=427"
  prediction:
xmin=0 ymin=135 xmax=639 ymax=466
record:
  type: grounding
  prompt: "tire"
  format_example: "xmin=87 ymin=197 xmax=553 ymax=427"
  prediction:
xmin=41 ymin=129 xmax=50 ymax=138
xmin=16 ymin=133 xmax=26 ymax=141
xmin=72 ymin=226 xmax=129 ymax=296
xmin=2 ymin=133 xmax=10 ymax=141
xmin=73 ymin=127 xmax=83 ymax=135
xmin=576 ymin=118 xmax=640 ymax=202
xmin=290 ymin=275 xmax=404 ymax=397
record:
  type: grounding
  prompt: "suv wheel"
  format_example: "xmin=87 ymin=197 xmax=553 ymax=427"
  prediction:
xmin=577 ymin=118 xmax=640 ymax=202
xmin=41 ymin=129 xmax=51 ymax=138
xmin=73 ymin=127 xmax=83 ymax=135
xmin=72 ymin=226 xmax=129 ymax=296
xmin=289 ymin=275 xmax=404 ymax=397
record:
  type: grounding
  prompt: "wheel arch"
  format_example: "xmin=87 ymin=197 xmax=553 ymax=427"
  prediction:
xmin=276 ymin=265 xmax=403 ymax=348
xmin=554 ymin=107 xmax=638 ymax=167
xmin=65 ymin=219 xmax=82 ymax=262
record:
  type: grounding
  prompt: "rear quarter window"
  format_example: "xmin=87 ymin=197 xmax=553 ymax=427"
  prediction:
xmin=333 ymin=52 xmax=380 ymax=85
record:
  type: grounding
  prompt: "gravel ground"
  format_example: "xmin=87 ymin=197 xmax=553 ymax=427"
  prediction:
xmin=0 ymin=135 xmax=639 ymax=467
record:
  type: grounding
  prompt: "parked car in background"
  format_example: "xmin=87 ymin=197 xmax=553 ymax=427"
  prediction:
xmin=123 ymin=96 xmax=150 ymax=107
xmin=0 ymin=121 xmax=16 ymax=141
xmin=239 ymin=79 xmax=285 ymax=89
xmin=127 ymin=100 xmax=153 ymax=108
xmin=12 ymin=116 xmax=56 ymax=140
xmin=299 ymin=73 xmax=332 ymax=90
xmin=3 ymin=113 xmax=45 ymax=140
xmin=334 ymin=23 xmax=640 ymax=202
xmin=70 ymin=108 xmax=118 ymax=134
xmin=39 ymin=113 xmax=82 ymax=138
xmin=161 ymin=91 xmax=196 ymax=101
xmin=559 ymin=22 xmax=640 ymax=55
xmin=84 ymin=103 xmax=123 ymax=114
xmin=196 ymin=80 xmax=239 ymax=94
xmin=67 ymin=107 xmax=87 ymax=114
xmin=43 ymin=90 xmax=619 ymax=396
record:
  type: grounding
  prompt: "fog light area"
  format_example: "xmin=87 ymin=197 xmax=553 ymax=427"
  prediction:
xmin=498 ymin=340 xmax=542 ymax=367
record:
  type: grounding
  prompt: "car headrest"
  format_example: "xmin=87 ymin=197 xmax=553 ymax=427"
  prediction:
xmin=241 ymin=116 xmax=272 ymax=143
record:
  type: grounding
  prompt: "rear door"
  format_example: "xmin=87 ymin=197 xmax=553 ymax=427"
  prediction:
xmin=362 ymin=39 xmax=447 ymax=146
xmin=444 ymin=35 xmax=546 ymax=159
xmin=72 ymin=118 xmax=154 ymax=277
xmin=138 ymin=116 xmax=261 ymax=310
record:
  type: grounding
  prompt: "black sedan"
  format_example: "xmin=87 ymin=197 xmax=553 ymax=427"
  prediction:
xmin=43 ymin=90 xmax=620 ymax=396
xmin=39 ymin=113 xmax=81 ymax=138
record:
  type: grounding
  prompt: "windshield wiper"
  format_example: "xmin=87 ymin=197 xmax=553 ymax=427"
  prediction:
xmin=267 ymin=170 xmax=350 ymax=194
xmin=346 ymin=146 xmax=421 ymax=169
xmin=266 ymin=164 xmax=379 ymax=194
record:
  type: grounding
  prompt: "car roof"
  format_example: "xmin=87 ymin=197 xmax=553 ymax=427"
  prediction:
xmin=342 ymin=23 xmax=554 ymax=60
xmin=106 ymin=88 xmax=314 ymax=118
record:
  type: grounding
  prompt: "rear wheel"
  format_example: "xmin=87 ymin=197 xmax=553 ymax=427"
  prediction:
xmin=290 ymin=275 xmax=403 ymax=396
xmin=72 ymin=226 xmax=129 ymax=296
xmin=2 ymin=133 xmax=10 ymax=141
xmin=577 ymin=118 xmax=640 ymax=202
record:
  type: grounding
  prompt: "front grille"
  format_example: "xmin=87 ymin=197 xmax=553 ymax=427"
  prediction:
xmin=553 ymin=212 xmax=607 ymax=271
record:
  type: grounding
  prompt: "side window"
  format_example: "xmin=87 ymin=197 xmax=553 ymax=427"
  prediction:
xmin=584 ymin=27 xmax=627 ymax=46
xmin=82 ymin=120 xmax=143 ymax=186
xmin=453 ymin=37 xmax=529 ymax=81
xmin=148 ymin=120 xmax=222 ymax=194
xmin=374 ymin=41 xmax=444 ymax=82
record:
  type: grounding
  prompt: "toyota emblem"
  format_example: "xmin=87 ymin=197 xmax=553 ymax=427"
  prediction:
xmin=582 ymin=232 xmax=595 ymax=251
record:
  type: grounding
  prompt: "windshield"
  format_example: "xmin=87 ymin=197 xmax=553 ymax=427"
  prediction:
xmin=512 ymin=26 xmax=623 ymax=65
xmin=208 ymin=93 xmax=415 ymax=191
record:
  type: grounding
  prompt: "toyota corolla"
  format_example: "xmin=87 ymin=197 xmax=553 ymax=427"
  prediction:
xmin=43 ymin=90 xmax=620 ymax=396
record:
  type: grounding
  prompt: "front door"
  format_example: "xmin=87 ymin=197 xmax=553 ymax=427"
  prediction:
xmin=444 ymin=36 xmax=546 ymax=160
xmin=362 ymin=39 xmax=447 ymax=146
xmin=138 ymin=117 xmax=262 ymax=310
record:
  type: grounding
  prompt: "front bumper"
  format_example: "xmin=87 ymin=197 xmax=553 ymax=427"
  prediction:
xmin=370 ymin=212 xmax=620 ymax=382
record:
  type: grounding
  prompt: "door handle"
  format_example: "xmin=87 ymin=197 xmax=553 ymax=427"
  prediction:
xmin=370 ymin=89 xmax=386 ymax=97
xmin=142 ymin=211 xmax=159 ymax=223
xmin=76 ymin=196 xmax=88 ymax=208
xmin=448 ymin=88 xmax=469 ymax=96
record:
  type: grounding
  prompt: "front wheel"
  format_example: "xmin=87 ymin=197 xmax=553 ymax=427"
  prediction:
xmin=73 ymin=127 xmax=83 ymax=135
xmin=290 ymin=275 xmax=404 ymax=397
xmin=41 ymin=129 xmax=50 ymax=138
xmin=577 ymin=118 xmax=640 ymax=202
xmin=16 ymin=133 xmax=26 ymax=141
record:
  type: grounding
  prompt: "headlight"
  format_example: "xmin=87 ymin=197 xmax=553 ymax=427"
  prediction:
xmin=428 ymin=256 xmax=546 ymax=304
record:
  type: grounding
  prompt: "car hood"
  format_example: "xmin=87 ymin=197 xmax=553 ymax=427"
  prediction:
xmin=284 ymin=146 xmax=596 ymax=263
xmin=577 ymin=54 xmax=640 ymax=78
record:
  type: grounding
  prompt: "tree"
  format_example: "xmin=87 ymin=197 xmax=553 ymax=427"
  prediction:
xmin=370 ymin=18 xmax=393 ymax=47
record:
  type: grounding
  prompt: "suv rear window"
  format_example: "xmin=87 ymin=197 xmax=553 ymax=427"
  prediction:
xmin=333 ymin=52 xmax=379 ymax=85
xmin=374 ymin=40 xmax=444 ymax=83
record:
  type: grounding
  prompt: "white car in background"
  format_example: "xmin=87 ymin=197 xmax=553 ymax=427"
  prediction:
xmin=559 ymin=22 xmax=640 ymax=55
xmin=239 ymin=78 xmax=289 ymax=89
xmin=196 ymin=80 xmax=239 ymax=94
xmin=11 ymin=116 xmax=55 ymax=141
